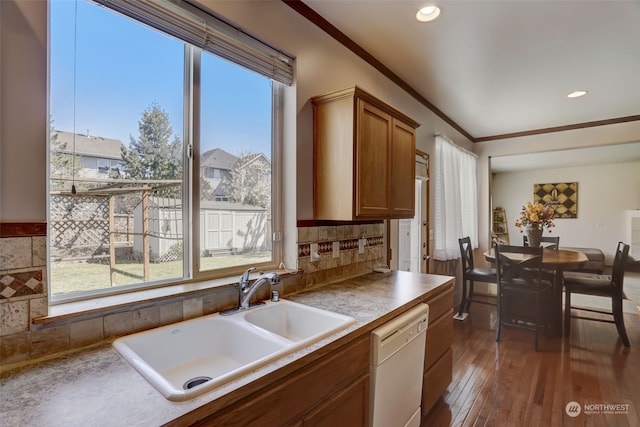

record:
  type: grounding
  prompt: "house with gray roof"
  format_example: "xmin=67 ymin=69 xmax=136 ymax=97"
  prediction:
xmin=53 ymin=130 xmax=125 ymax=179
xmin=200 ymin=148 xmax=271 ymax=202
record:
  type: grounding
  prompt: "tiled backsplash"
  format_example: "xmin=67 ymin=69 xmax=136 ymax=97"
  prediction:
xmin=0 ymin=223 xmax=383 ymax=369
xmin=296 ymin=223 xmax=384 ymax=287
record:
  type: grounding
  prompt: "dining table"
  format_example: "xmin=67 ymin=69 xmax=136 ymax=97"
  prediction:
xmin=483 ymin=247 xmax=588 ymax=335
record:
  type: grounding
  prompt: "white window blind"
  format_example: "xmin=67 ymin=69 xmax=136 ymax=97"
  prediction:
xmin=93 ymin=0 xmax=294 ymax=85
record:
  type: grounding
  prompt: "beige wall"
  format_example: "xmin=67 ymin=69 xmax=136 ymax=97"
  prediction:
xmin=493 ymin=161 xmax=640 ymax=263
xmin=0 ymin=0 xmax=48 ymax=222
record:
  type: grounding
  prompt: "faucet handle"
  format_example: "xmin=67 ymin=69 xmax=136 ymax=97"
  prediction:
xmin=240 ymin=267 xmax=256 ymax=286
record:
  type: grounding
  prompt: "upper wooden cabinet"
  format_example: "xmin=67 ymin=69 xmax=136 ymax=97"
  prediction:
xmin=312 ymin=87 xmax=420 ymax=221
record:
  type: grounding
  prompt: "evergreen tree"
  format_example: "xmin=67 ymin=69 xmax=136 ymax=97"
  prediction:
xmin=121 ymin=102 xmax=182 ymax=180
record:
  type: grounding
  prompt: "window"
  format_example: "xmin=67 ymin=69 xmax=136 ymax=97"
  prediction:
xmin=49 ymin=0 xmax=291 ymax=301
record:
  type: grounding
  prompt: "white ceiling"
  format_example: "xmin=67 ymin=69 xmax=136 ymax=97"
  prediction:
xmin=303 ymin=0 xmax=640 ymax=140
xmin=490 ymin=141 xmax=640 ymax=172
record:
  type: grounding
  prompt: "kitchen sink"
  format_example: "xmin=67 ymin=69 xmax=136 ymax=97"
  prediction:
xmin=242 ymin=299 xmax=356 ymax=343
xmin=113 ymin=299 xmax=355 ymax=401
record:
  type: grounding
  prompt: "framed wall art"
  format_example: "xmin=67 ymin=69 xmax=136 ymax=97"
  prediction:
xmin=533 ymin=182 xmax=578 ymax=218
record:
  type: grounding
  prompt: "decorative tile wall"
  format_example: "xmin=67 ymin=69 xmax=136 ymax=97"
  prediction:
xmin=0 ymin=236 xmax=47 ymax=300
xmin=295 ymin=223 xmax=384 ymax=290
xmin=1 ymin=229 xmax=51 ymax=367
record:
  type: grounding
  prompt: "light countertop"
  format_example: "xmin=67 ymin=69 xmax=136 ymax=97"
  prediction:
xmin=0 ymin=271 xmax=454 ymax=427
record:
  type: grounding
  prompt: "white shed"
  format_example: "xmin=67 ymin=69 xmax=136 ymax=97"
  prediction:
xmin=134 ymin=197 xmax=267 ymax=261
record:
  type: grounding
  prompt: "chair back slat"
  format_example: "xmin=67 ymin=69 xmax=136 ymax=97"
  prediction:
xmin=611 ymin=241 xmax=630 ymax=293
xmin=458 ymin=236 xmax=474 ymax=272
xmin=496 ymin=245 xmax=544 ymax=289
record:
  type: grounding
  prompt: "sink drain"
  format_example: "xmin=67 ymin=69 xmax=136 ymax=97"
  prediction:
xmin=183 ymin=376 xmax=212 ymax=390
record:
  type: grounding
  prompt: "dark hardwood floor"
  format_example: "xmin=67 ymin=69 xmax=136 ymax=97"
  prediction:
xmin=421 ymin=298 xmax=640 ymax=426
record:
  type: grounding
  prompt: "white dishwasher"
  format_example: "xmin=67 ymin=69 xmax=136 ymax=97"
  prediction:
xmin=370 ymin=303 xmax=429 ymax=427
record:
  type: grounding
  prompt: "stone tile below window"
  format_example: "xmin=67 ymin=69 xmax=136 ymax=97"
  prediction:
xmin=30 ymin=324 xmax=70 ymax=359
xmin=133 ymin=306 xmax=160 ymax=332
xmin=104 ymin=311 xmax=134 ymax=339
xmin=0 ymin=331 xmax=31 ymax=365
xmin=183 ymin=297 xmax=203 ymax=320
xmin=203 ymin=288 xmax=237 ymax=315
xmin=70 ymin=317 xmax=104 ymax=348
xmin=159 ymin=301 xmax=183 ymax=326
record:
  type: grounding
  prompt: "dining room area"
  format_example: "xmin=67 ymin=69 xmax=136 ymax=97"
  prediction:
xmin=423 ymin=233 xmax=640 ymax=426
xmin=421 ymin=269 xmax=640 ymax=426
xmin=421 ymin=148 xmax=640 ymax=425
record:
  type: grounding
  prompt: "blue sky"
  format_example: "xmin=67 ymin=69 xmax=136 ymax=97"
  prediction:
xmin=50 ymin=0 xmax=272 ymax=158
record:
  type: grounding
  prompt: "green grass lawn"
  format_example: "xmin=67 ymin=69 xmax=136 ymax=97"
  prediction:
xmin=51 ymin=252 xmax=271 ymax=296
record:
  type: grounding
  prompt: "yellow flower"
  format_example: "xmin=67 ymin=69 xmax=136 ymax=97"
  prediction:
xmin=515 ymin=201 xmax=556 ymax=230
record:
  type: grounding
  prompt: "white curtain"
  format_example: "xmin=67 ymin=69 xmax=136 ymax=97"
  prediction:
xmin=433 ymin=134 xmax=478 ymax=260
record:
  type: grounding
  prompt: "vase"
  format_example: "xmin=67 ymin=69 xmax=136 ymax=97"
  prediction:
xmin=525 ymin=225 xmax=543 ymax=247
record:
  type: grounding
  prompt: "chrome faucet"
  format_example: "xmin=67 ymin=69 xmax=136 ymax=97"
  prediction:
xmin=238 ymin=268 xmax=280 ymax=310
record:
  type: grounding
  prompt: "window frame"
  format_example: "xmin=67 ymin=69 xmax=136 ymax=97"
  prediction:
xmin=190 ymin=45 xmax=284 ymax=281
xmin=48 ymin=1 xmax=287 ymax=303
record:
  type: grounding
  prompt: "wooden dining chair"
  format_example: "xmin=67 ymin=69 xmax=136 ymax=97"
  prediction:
xmin=563 ymin=241 xmax=631 ymax=347
xmin=495 ymin=245 xmax=553 ymax=351
xmin=524 ymin=235 xmax=560 ymax=280
xmin=523 ymin=235 xmax=560 ymax=249
xmin=456 ymin=237 xmax=497 ymax=319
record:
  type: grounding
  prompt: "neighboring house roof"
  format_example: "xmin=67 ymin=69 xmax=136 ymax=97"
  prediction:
xmin=237 ymin=153 xmax=271 ymax=169
xmin=201 ymin=148 xmax=238 ymax=170
xmin=53 ymin=130 xmax=124 ymax=160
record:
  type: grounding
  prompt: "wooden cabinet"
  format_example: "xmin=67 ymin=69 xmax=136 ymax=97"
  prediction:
xmin=190 ymin=335 xmax=369 ymax=427
xmin=301 ymin=375 xmax=369 ymax=427
xmin=312 ymin=86 xmax=420 ymax=220
xmin=422 ymin=286 xmax=454 ymax=417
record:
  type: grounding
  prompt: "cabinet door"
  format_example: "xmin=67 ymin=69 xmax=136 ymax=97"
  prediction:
xmin=355 ymin=99 xmax=391 ymax=218
xmin=302 ymin=375 xmax=369 ymax=427
xmin=390 ymin=118 xmax=416 ymax=217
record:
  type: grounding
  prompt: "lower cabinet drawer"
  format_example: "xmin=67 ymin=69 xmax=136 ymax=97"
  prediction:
xmin=426 ymin=287 xmax=453 ymax=322
xmin=424 ymin=309 xmax=453 ymax=369
xmin=422 ymin=347 xmax=453 ymax=416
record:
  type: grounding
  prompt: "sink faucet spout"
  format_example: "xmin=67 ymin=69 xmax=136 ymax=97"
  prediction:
xmin=239 ymin=271 xmax=280 ymax=310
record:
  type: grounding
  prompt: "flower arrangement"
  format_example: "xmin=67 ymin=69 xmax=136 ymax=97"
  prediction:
xmin=515 ymin=201 xmax=555 ymax=231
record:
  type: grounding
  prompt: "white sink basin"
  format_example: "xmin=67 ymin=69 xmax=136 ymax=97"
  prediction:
xmin=242 ymin=299 xmax=356 ymax=343
xmin=113 ymin=299 xmax=355 ymax=401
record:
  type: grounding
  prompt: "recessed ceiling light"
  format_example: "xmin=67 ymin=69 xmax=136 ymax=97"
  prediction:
xmin=416 ymin=5 xmax=441 ymax=22
xmin=567 ymin=90 xmax=588 ymax=98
